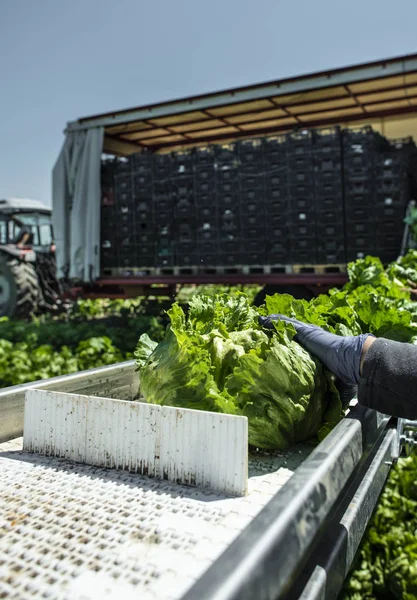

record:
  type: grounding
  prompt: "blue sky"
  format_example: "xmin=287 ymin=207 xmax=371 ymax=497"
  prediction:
xmin=1 ymin=0 xmax=417 ymax=206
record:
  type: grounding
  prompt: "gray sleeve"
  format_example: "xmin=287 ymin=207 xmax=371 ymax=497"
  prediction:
xmin=358 ymin=338 xmax=417 ymax=420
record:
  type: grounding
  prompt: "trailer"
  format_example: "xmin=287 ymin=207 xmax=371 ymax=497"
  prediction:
xmin=1 ymin=362 xmax=417 ymax=599
xmin=53 ymin=53 xmax=417 ymax=303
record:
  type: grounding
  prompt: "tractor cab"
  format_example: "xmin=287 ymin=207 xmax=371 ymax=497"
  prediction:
xmin=0 ymin=198 xmax=60 ymax=318
xmin=0 ymin=198 xmax=54 ymax=252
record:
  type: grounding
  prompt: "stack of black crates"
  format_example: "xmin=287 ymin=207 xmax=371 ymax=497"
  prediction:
xmin=100 ymin=126 xmax=416 ymax=273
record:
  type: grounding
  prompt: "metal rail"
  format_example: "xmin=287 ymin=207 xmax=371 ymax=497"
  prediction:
xmin=182 ymin=407 xmax=391 ymax=600
xmin=0 ymin=361 xmax=138 ymax=443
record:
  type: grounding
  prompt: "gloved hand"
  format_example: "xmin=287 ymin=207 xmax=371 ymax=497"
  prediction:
xmin=258 ymin=314 xmax=374 ymax=385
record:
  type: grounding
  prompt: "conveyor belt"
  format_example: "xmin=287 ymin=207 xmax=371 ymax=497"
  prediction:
xmin=0 ymin=438 xmax=307 ymax=600
xmin=0 ymin=362 xmax=399 ymax=599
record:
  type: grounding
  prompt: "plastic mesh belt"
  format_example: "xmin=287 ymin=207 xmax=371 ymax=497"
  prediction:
xmin=0 ymin=438 xmax=307 ymax=600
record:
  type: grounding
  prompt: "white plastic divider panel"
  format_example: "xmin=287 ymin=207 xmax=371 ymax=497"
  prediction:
xmin=23 ymin=389 xmax=248 ymax=496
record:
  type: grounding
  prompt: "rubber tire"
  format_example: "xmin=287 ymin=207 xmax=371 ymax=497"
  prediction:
xmin=0 ymin=257 xmax=41 ymax=318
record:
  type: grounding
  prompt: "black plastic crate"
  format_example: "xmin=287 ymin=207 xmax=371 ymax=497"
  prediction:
xmin=136 ymin=231 xmax=157 ymax=244
xmin=114 ymin=191 xmax=133 ymax=206
xmin=218 ymin=195 xmax=239 ymax=212
xmin=242 ymin=226 xmax=265 ymax=239
xmin=135 ymin=201 xmax=154 ymax=220
xmin=177 ymin=253 xmax=198 ymax=267
xmin=241 ymin=213 xmax=265 ymax=227
xmin=265 ymin=172 xmax=288 ymax=188
xmin=101 ymin=251 xmax=117 ymax=269
xmin=317 ymin=223 xmax=344 ymax=238
xmin=155 ymin=210 xmax=173 ymax=227
xmin=238 ymin=141 xmax=263 ymax=169
xmin=286 ymin=130 xmax=313 ymax=155
xmin=196 ymin=204 xmax=218 ymax=221
xmin=287 ymin=155 xmax=313 ymax=173
xmin=289 ymin=182 xmax=315 ymax=198
xmin=217 ymin=180 xmax=236 ymax=196
xmin=289 ymin=222 xmax=316 ymax=237
xmin=153 ymin=155 xmax=172 ymax=180
xmin=343 ymin=127 xmax=390 ymax=154
xmin=114 ymin=174 xmax=133 ymax=193
xmin=288 ymin=171 xmax=312 ymax=185
xmin=346 ymin=248 xmax=375 ymax=261
xmin=220 ymin=216 xmax=240 ymax=233
xmin=315 ymin=196 xmax=343 ymax=211
xmin=267 ymin=223 xmax=290 ymax=239
xmin=240 ymin=198 xmax=264 ymax=215
xmin=134 ymin=172 xmax=153 ymax=189
xmin=195 ymin=181 xmax=215 ymax=197
xmin=316 ymin=208 xmax=344 ymax=222
xmin=290 ymin=209 xmax=316 ymax=222
xmin=344 ymin=192 xmax=374 ymax=209
xmin=173 ymin=176 xmax=194 ymax=199
xmin=194 ymin=146 xmax=216 ymax=166
xmin=240 ymin=173 xmax=264 ymax=190
xmin=154 ymin=195 xmax=174 ymax=212
xmin=313 ymin=127 xmax=341 ymax=152
xmin=216 ymin=144 xmax=237 ymax=165
xmin=346 ymin=233 xmax=375 ymax=248
xmin=315 ymin=180 xmax=343 ymax=196
xmin=291 ymin=249 xmax=317 ymax=263
xmin=244 ymin=238 xmax=265 ymax=251
xmin=346 ymin=221 xmax=370 ymax=235
xmin=217 ymin=166 xmax=239 ymax=183
xmin=117 ymin=254 xmax=141 ymax=269
xmin=317 ymin=249 xmax=346 ymax=264
xmin=177 ymin=223 xmax=196 ymax=242
xmin=291 ymin=235 xmax=317 ymax=253
xmin=377 ymin=248 xmax=400 ymax=263
xmin=345 ymin=205 xmax=375 ymax=221
xmin=113 ymin=157 xmax=131 ymax=174
xmin=376 ymin=220 xmax=403 ymax=235
xmin=374 ymin=203 xmax=406 ymax=220
xmin=198 ymin=240 xmax=218 ymax=254
xmin=263 ymin=135 xmax=287 ymax=157
xmin=343 ymin=153 xmax=374 ymax=171
xmin=375 ymin=176 xmax=406 ymax=194
xmin=241 ymin=251 xmax=266 ymax=265
xmin=289 ymin=196 xmax=315 ymax=211
xmin=220 ymin=239 xmax=241 ymax=254
xmin=376 ymin=232 xmax=403 ymax=247
xmin=198 ymin=226 xmax=219 ymax=241
xmin=317 ymin=238 xmax=344 ymax=252
xmin=344 ymin=178 xmax=373 ymax=196
xmin=314 ymin=155 xmax=342 ymax=172
xmin=156 ymin=254 xmax=175 ymax=268
xmin=172 ymin=151 xmax=194 ymax=175
xmin=195 ymin=166 xmax=216 ymax=184
xmin=221 ymin=253 xmax=246 ymax=266
xmin=265 ymin=188 xmax=289 ymax=205
xmin=197 ymin=253 xmax=219 ymax=267
xmin=175 ymin=200 xmax=195 ymax=219
xmin=266 ymin=198 xmax=290 ymax=215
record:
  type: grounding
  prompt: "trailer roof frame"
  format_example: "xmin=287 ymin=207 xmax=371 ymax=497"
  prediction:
xmin=67 ymin=53 xmax=417 ymax=155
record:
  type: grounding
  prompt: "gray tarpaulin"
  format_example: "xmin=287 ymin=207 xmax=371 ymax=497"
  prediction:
xmin=52 ymin=127 xmax=104 ymax=282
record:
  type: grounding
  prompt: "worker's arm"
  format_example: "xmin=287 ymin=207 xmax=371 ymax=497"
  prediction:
xmin=259 ymin=315 xmax=417 ymax=420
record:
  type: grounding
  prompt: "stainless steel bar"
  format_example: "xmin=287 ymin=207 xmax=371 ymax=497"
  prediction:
xmin=0 ymin=360 xmax=138 ymax=443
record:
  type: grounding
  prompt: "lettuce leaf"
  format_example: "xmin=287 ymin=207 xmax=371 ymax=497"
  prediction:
xmin=136 ymin=294 xmax=342 ymax=450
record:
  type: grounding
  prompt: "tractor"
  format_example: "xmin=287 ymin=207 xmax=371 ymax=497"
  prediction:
xmin=0 ymin=198 xmax=62 ymax=318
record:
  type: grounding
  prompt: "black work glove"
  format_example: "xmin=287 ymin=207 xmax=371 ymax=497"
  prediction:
xmin=258 ymin=314 xmax=374 ymax=385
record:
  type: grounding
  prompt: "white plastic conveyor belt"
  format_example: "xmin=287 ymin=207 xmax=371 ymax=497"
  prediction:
xmin=0 ymin=436 xmax=304 ymax=600
xmin=0 ymin=361 xmax=399 ymax=599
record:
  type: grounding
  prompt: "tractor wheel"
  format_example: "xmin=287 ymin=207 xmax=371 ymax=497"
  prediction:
xmin=0 ymin=256 xmax=41 ymax=318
